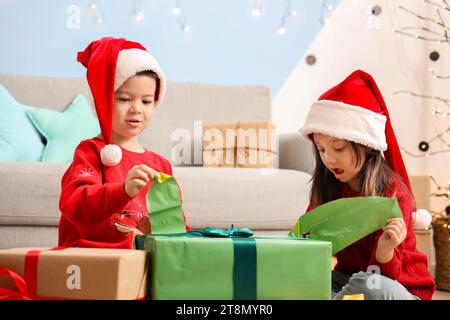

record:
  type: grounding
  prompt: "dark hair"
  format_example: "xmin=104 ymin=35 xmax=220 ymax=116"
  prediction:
xmin=135 ymin=70 xmax=160 ymax=102
xmin=309 ymin=140 xmax=416 ymax=210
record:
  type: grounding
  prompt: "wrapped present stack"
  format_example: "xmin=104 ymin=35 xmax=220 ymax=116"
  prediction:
xmin=0 ymin=247 xmax=148 ymax=300
xmin=203 ymin=120 xmax=277 ymax=168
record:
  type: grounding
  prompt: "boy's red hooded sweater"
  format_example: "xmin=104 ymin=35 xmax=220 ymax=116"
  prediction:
xmin=59 ymin=137 xmax=190 ymax=249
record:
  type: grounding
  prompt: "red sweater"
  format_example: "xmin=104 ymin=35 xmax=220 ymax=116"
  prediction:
xmin=306 ymin=178 xmax=436 ymax=300
xmin=58 ymin=137 xmax=190 ymax=249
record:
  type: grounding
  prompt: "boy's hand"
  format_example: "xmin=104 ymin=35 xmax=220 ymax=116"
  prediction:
xmin=375 ymin=218 xmax=407 ymax=263
xmin=125 ymin=164 xmax=160 ymax=198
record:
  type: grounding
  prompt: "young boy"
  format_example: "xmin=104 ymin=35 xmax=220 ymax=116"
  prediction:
xmin=59 ymin=37 xmax=189 ymax=249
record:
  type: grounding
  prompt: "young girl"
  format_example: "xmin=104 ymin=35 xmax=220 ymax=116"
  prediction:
xmin=300 ymin=70 xmax=436 ymax=300
xmin=58 ymin=37 xmax=190 ymax=249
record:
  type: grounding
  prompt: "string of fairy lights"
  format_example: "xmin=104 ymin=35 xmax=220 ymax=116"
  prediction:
xmin=393 ymin=0 xmax=450 ymax=210
xmin=87 ymin=0 xmax=335 ymax=36
xmin=393 ymin=1 xmax=450 ymax=156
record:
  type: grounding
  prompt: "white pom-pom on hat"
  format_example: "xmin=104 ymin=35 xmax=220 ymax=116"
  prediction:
xmin=100 ymin=144 xmax=122 ymax=166
xmin=413 ymin=209 xmax=432 ymax=230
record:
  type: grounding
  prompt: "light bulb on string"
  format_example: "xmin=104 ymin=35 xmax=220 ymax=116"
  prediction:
xmin=418 ymin=141 xmax=430 ymax=152
xmin=172 ymin=0 xmax=190 ymax=34
xmin=277 ymin=26 xmax=286 ymax=36
xmin=172 ymin=7 xmax=181 ymax=16
xmin=252 ymin=0 xmax=263 ymax=18
xmin=89 ymin=0 xmax=105 ymax=25
xmin=134 ymin=11 xmax=144 ymax=22
xmin=252 ymin=8 xmax=261 ymax=17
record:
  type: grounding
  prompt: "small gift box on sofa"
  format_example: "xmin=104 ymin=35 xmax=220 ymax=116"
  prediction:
xmin=202 ymin=121 xmax=277 ymax=168
xmin=136 ymin=227 xmax=331 ymax=300
xmin=0 ymin=247 xmax=148 ymax=300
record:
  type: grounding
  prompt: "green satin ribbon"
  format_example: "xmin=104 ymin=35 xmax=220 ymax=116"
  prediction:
xmin=146 ymin=173 xmax=187 ymax=234
xmin=136 ymin=226 xmax=257 ymax=300
xmin=232 ymin=237 xmax=256 ymax=300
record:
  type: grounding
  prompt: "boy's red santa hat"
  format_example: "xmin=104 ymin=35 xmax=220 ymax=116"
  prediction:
xmin=77 ymin=36 xmax=166 ymax=166
xmin=301 ymin=69 xmax=412 ymax=192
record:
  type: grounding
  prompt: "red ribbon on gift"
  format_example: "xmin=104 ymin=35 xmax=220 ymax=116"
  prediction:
xmin=0 ymin=268 xmax=31 ymax=300
xmin=0 ymin=247 xmax=65 ymax=300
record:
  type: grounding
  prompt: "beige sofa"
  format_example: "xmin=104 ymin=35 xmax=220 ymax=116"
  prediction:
xmin=0 ymin=74 xmax=314 ymax=249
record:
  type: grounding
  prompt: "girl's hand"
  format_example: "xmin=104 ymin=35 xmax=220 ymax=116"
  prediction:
xmin=125 ymin=164 xmax=160 ymax=198
xmin=332 ymin=256 xmax=338 ymax=270
xmin=375 ymin=218 xmax=407 ymax=263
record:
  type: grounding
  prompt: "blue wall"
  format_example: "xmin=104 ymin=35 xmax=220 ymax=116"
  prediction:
xmin=0 ymin=0 xmax=339 ymax=97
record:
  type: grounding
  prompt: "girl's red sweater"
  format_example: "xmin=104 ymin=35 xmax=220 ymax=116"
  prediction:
xmin=307 ymin=178 xmax=436 ymax=300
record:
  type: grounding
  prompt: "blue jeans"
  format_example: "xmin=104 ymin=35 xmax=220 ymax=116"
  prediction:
xmin=332 ymin=271 xmax=420 ymax=300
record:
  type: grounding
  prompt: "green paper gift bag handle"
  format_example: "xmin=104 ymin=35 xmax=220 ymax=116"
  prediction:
xmin=146 ymin=173 xmax=187 ymax=234
xmin=289 ymin=196 xmax=403 ymax=255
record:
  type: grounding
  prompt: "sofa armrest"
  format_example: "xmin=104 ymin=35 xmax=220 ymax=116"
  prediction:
xmin=278 ymin=132 xmax=315 ymax=175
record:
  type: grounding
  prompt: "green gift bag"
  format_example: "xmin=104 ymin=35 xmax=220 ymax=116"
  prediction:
xmin=146 ymin=173 xmax=187 ymax=234
xmin=136 ymin=227 xmax=332 ymax=300
xmin=289 ymin=197 xmax=403 ymax=255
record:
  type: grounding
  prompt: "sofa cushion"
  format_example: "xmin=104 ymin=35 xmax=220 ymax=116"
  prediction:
xmin=0 ymin=226 xmax=58 ymax=249
xmin=0 ymin=163 xmax=310 ymax=231
xmin=0 ymin=85 xmax=45 ymax=161
xmin=0 ymin=162 xmax=69 ymax=226
xmin=25 ymin=94 xmax=100 ymax=163
xmin=173 ymin=167 xmax=311 ymax=230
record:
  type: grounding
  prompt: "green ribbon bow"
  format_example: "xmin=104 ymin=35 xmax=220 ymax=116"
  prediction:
xmin=189 ymin=225 xmax=254 ymax=238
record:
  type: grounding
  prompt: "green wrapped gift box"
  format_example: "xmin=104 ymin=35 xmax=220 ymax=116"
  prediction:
xmin=136 ymin=231 xmax=331 ymax=300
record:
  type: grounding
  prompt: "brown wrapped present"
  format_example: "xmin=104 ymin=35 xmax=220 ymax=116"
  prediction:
xmin=236 ymin=121 xmax=277 ymax=168
xmin=203 ymin=122 xmax=238 ymax=167
xmin=202 ymin=121 xmax=277 ymax=168
xmin=0 ymin=247 xmax=148 ymax=300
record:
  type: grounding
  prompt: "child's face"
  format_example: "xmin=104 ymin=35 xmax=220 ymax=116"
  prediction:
xmin=313 ymin=133 xmax=366 ymax=189
xmin=112 ymin=75 xmax=157 ymax=141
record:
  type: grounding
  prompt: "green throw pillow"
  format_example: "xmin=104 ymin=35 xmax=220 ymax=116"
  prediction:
xmin=26 ymin=94 xmax=100 ymax=163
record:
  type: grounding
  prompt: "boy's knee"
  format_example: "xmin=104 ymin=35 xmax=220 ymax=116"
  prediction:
xmin=335 ymin=271 xmax=415 ymax=300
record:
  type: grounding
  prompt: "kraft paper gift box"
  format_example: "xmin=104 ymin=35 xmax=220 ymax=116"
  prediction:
xmin=202 ymin=121 xmax=277 ymax=168
xmin=136 ymin=231 xmax=332 ymax=300
xmin=0 ymin=247 xmax=148 ymax=300
xmin=203 ymin=122 xmax=237 ymax=167
xmin=235 ymin=121 xmax=277 ymax=168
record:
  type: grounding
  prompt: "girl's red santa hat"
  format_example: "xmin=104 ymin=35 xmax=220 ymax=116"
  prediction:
xmin=301 ymin=69 xmax=412 ymax=192
xmin=77 ymin=36 xmax=166 ymax=166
